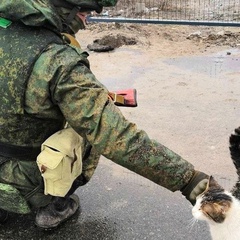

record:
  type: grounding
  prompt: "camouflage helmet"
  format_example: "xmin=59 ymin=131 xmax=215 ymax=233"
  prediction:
xmin=52 ymin=0 xmax=118 ymax=13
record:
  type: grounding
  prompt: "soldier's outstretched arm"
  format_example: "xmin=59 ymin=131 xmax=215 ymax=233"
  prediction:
xmin=53 ymin=62 xmax=209 ymax=204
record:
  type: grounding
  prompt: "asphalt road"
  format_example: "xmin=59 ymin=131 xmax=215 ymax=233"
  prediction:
xmin=0 ymin=41 xmax=239 ymax=240
xmin=0 ymin=158 xmax=210 ymax=240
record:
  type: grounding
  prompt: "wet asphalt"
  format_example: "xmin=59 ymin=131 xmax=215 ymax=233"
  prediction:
xmin=1 ymin=44 xmax=239 ymax=240
xmin=0 ymin=158 xmax=210 ymax=240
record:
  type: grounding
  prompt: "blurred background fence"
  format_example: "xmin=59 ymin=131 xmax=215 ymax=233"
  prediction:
xmin=89 ymin=0 xmax=240 ymax=26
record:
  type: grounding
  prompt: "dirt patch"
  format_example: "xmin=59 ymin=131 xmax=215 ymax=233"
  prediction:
xmin=187 ymin=30 xmax=240 ymax=48
xmin=87 ymin=33 xmax=137 ymax=52
xmin=78 ymin=22 xmax=240 ymax=56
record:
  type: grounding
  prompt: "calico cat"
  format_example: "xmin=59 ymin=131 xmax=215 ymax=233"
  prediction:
xmin=192 ymin=176 xmax=240 ymax=240
xmin=192 ymin=127 xmax=240 ymax=240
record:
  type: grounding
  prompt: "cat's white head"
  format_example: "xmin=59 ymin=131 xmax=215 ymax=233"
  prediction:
xmin=192 ymin=176 xmax=233 ymax=224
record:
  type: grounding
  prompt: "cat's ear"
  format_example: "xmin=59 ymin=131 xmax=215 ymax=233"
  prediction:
xmin=208 ymin=176 xmax=224 ymax=191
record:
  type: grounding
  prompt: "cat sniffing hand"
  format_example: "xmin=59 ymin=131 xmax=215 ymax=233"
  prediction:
xmin=192 ymin=127 xmax=240 ymax=240
xmin=192 ymin=176 xmax=240 ymax=240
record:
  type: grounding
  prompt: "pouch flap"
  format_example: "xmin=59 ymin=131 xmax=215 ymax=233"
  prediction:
xmin=42 ymin=128 xmax=80 ymax=157
xmin=37 ymin=146 xmax=64 ymax=170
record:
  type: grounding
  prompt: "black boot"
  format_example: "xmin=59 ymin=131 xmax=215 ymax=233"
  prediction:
xmin=35 ymin=194 xmax=79 ymax=229
xmin=0 ymin=209 xmax=8 ymax=224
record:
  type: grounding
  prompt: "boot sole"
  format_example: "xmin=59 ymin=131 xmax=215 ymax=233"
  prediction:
xmin=35 ymin=194 xmax=80 ymax=230
xmin=36 ymin=207 xmax=80 ymax=231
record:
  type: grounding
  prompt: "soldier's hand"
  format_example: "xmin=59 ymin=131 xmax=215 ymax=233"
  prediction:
xmin=181 ymin=171 xmax=209 ymax=205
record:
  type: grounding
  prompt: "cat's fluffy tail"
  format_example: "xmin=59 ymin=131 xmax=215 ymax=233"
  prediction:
xmin=229 ymin=127 xmax=240 ymax=198
xmin=229 ymin=127 xmax=240 ymax=170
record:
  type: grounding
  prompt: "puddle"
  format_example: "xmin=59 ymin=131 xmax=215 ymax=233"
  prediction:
xmin=164 ymin=48 xmax=240 ymax=78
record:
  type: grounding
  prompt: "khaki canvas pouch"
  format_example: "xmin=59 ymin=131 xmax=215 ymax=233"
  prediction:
xmin=37 ymin=128 xmax=82 ymax=197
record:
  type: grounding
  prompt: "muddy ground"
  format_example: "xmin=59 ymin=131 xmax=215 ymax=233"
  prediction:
xmin=79 ymin=22 xmax=240 ymax=55
xmin=76 ymin=22 xmax=240 ymax=187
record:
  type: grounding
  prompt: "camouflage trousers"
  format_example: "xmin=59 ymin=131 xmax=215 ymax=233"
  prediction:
xmin=0 ymin=142 xmax=100 ymax=210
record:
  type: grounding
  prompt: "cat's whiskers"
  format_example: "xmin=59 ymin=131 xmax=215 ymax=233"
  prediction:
xmin=187 ymin=217 xmax=198 ymax=232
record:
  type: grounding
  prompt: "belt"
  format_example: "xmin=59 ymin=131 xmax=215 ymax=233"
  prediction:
xmin=0 ymin=142 xmax=41 ymax=160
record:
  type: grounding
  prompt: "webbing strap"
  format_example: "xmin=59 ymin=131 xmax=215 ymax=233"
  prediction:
xmin=108 ymin=92 xmax=125 ymax=105
xmin=65 ymin=6 xmax=80 ymax=26
xmin=0 ymin=142 xmax=41 ymax=160
xmin=62 ymin=33 xmax=81 ymax=48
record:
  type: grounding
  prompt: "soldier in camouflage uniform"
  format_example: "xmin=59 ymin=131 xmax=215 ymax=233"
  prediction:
xmin=0 ymin=0 xmax=209 ymax=229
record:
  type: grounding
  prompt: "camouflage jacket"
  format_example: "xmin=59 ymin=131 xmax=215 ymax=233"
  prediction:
xmin=0 ymin=0 xmax=194 ymax=192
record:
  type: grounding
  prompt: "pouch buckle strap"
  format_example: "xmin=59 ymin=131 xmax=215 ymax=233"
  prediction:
xmin=0 ymin=142 xmax=41 ymax=160
xmin=108 ymin=92 xmax=125 ymax=105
